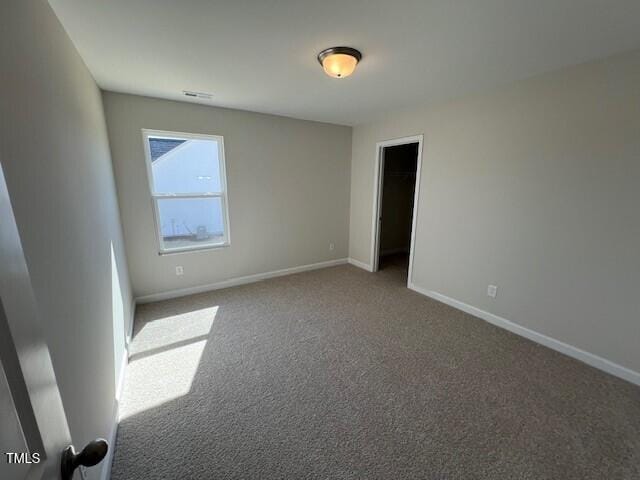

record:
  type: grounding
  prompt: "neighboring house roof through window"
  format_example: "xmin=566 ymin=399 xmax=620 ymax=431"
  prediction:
xmin=149 ymin=138 xmax=185 ymax=162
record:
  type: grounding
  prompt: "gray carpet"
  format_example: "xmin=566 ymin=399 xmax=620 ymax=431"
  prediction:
xmin=111 ymin=259 xmax=640 ymax=479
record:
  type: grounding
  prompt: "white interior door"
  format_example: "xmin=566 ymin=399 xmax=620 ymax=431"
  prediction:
xmin=372 ymin=147 xmax=386 ymax=272
xmin=0 ymin=163 xmax=72 ymax=480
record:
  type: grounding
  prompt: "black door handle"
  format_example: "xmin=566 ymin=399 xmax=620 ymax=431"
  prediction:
xmin=61 ymin=438 xmax=108 ymax=480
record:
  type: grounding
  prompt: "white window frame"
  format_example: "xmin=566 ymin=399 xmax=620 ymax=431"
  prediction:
xmin=141 ymin=129 xmax=231 ymax=254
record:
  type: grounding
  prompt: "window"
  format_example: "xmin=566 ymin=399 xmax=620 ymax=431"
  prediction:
xmin=142 ymin=130 xmax=230 ymax=253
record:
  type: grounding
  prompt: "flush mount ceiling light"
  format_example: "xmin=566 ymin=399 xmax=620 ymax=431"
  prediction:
xmin=317 ymin=46 xmax=362 ymax=79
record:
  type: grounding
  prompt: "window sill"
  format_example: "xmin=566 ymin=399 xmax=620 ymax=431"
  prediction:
xmin=158 ymin=242 xmax=230 ymax=256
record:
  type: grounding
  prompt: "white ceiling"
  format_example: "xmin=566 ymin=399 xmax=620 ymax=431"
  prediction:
xmin=49 ymin=0 xmax=640 ymax=126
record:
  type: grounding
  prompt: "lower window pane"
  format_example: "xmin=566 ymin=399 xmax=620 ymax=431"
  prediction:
xmin=156 ymin=197 xmax=226 ymax=250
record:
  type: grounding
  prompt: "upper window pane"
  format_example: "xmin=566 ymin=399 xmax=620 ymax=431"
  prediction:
xmin=148 ymin=136 xmax=222 ymax=194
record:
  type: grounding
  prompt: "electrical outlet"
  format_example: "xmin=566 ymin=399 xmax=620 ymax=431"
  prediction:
xmin=79 ymin=466 xmax=88 ymax=480
xmin=487 ymin=284 xmax=498 ymax=298
xmin=175 ymin=266 xmax=184 ymax=276
xmin=329 ymin=242 xmax=335 ymax=251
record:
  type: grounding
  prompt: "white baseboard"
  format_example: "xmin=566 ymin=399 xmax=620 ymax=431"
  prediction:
xmin=408 ymin=283 xmax=640 ymax=386
xmin=115 ymin=349 xmax=128 ymax=404
xmin=136 ymin=258 xmax=349 ymax=304
xmin=99 ymin=349 xmax=128 ymax=480
xmin=126 ymin=297 xmax=136 ymax=348
xmin=348 ymin=257 xmax=373 ymax=272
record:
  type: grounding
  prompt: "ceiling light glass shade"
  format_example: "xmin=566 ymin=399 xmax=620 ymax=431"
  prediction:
xmin=317 ymin=47 xmax=362 ymax=78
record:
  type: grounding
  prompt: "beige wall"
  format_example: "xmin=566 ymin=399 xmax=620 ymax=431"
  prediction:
xmin=103 ymin=93 xmax=352 ymax=299
xmin=0 ymin=1 xmax=133 ymax=479
xmin=350 ymin=50 xmax=640 ymax=374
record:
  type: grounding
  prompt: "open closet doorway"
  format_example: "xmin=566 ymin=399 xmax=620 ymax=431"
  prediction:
xmin=371 ymin=136 xmax=423 ymax=284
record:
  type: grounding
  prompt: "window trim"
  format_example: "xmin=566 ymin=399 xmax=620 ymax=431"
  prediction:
xmin=141 ymin=129 xmax=231 ymax=255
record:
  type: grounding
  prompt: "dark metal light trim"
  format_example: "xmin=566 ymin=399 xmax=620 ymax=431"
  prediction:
xmin=317 ymin=46 xmax=362 ymax=66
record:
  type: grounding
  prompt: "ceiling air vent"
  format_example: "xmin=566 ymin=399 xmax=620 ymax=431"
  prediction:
xmin=182 ymin=90 xmax=213 ymax=100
